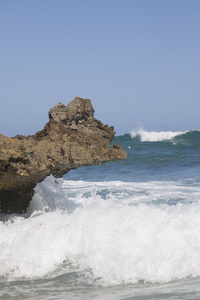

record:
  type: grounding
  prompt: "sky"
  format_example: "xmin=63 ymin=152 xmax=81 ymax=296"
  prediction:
xmin=0 ymin=0 xmax=200 ymax=137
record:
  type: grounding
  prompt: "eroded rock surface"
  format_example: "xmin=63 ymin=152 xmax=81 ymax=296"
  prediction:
xmin=0 ymin=97 xmax=127 ymax=214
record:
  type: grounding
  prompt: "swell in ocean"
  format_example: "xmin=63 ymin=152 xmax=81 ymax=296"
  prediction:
xmin=1 ymin=129 xmax=200 ymax=299
xmin=130 ymin=128 xmax=200 ymax=145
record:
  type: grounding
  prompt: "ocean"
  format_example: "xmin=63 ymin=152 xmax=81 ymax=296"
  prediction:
xmin=1 ymin=129 xmax=200 ymax=299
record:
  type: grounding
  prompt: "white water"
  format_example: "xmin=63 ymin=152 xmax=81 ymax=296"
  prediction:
xmin=130 ymin=128 xmax=187 ymax=142
xmin=1 ymin=176 xmax=200 ymax=286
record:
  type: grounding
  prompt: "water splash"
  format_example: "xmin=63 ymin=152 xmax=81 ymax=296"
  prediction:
xmin=1 ymin=176 xmax=200 ymax=285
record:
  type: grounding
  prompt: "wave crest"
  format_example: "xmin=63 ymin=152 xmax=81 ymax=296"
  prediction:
xmin=130 ymin=128 xmax=187 ymax=142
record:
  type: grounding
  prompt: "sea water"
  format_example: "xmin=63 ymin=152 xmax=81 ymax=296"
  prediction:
xmin=1 ymin=129 xmax=200 ymax=299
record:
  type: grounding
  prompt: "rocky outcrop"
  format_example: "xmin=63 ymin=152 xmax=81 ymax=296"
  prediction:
xmin=0 ymin=97 xmax=127 ymax=214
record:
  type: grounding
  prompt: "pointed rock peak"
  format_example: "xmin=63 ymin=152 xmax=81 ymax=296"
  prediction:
xmin=48 ymin=97 xmax=94 ymax=124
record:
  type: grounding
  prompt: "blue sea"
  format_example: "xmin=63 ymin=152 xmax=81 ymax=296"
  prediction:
xmin=1 ymin=129 xmax=200 ymax=299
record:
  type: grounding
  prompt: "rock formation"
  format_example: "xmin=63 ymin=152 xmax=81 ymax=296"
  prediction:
xmin=0 ymin=97 xmax=127 ymax=214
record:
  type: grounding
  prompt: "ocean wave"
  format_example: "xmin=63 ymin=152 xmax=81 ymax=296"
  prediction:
xmin=130 ymin=128 xmax=187 ymax=142
xmin=1 ymin=176 xmax=200 ymax=285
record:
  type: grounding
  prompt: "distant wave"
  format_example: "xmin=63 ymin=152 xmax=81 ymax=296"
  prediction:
xmin=130 ymin=128 xmax=188 ymax=142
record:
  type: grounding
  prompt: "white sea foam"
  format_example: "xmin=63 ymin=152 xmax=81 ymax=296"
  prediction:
xmin=1 ymin=176 xmax=200 ymax=285
xmin=130 ymin=128 xmax=187 ymax=142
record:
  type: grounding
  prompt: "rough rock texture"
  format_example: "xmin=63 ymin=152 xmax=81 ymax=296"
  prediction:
xmin=0 ymin=97 xmax=127 ymax=214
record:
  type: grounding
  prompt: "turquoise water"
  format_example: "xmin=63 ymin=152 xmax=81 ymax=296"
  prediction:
xmin=1 ymin=129 xmax=200 ymax=299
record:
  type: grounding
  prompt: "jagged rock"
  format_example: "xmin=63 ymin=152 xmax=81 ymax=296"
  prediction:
xmin=0 ymin=97 xmax=127 ymax=214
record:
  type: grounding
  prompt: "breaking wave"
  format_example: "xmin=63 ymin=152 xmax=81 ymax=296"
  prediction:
xmin=1 ymin=176 xmax=200 ymax=285
xmin=130 ymin=128 xmax=188 ymax=142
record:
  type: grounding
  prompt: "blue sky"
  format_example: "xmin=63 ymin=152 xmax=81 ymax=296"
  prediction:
xmin=1 ymin=0 xmax=200 ymax=136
